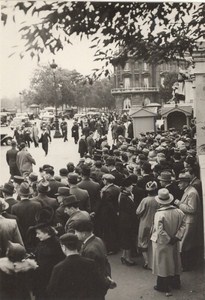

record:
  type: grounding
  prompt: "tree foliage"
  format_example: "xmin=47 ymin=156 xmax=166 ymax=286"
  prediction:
xmin=22 ymin=65 xmax=115 ymax=108
xmin=2 ymin=2 xmax=205 ymax=77
xmin=159 ymin=72 xmax=178 ymax=103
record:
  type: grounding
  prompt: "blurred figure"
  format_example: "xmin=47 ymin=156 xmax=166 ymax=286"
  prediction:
xmin=6 ymin=140 xmax=20 ymax=178
xmin=39 ymin=127 xmax=51 ymax=156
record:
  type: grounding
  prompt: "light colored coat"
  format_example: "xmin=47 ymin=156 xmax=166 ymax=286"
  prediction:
xmin=0 ymin=216 xmax=24 ymax=257
xmin=16 ymin=148 xmax=36 ymax=175
xmin=178 ymin=185 xmax=203 ymax=251
xmin=151 ymin=206 xmax=185 ymax=277
xmin=136 ymin=195 xmax=159 ymax=249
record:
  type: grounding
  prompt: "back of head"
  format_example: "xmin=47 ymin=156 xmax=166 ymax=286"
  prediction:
xmin=81 ymin=165 xmax=91 ymax=177
xmin=73 ymin=219 xmax=94 ymax=233
xmin=7 ymin=242 xmax=26 ymax=262
xmin=60 ymin=233 xmax=79 ymax=251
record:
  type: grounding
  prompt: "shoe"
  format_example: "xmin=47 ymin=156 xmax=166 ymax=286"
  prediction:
xmin=143 ymin=263 xmax=148 ymax=269
xmin=120 ymin=257 xmax=126 ymax=264
xmin=124 ymin=259 xmax=137 ymax=266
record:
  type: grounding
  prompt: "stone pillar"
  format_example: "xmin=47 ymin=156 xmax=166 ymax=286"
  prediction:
xmin=192 ymin=43 xmax=205 ymax=259
xmin=186 ymin=115 xmax=190 ymax=128
xmin=164 ymin=117 xmax=168 ymax=131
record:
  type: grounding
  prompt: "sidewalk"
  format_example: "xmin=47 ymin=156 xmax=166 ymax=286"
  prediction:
xmin=107 ymin=253 xmax=205 ymax=300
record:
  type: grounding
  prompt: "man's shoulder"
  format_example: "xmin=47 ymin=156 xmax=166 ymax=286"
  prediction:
xmin=0 ymin=216 xmax=17 ymax=226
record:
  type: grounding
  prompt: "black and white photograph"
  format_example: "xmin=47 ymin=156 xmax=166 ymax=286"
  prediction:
xmin=0 ymin=1 xmax=205 ymax=299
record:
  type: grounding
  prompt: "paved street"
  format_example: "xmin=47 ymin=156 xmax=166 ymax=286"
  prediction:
xmin=0 ymin=121 xmax=205 ymax=299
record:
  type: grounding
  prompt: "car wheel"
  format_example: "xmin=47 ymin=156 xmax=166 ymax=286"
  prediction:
xmin=6 ymin=138 xmax=12 ymax=146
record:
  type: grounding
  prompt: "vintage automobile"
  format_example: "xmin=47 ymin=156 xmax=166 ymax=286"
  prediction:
xmin=10 ymin=116 xmax=32 ymax=130
xmin=0 ymin=133 xmax=13 ymax=146
xmin=40 ymin=116 xmax=55 ymax=130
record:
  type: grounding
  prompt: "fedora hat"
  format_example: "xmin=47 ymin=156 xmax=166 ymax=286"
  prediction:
xmin=155 ymin=188 xmax=173 ymax=205
xmin=19 ymin=182 xmax=32 ymax=197
xmin=29 ymin=172 xmax=38 ymax=182
xmin=7 ymin=241 xmax=26 ymax=262
xmin=68 ymin=173 xmax=79 ymax=184
xmin=177 ymin=173 xmax=192 ymax=182
xmin=62 ymin=195 xmax=79 ymax=207
xmin=13 ymin=176 xmax=24 ymax=184
xmin=0 ymin=197 xmax=9 ymax=211
xmin=59 ymin=168 xmax=68 ymax=177
xmin=158 ymin=171 xmax=175 ymax=182
xmin=37 ymin=181 xmax=51 ymax=193
xmin=0 ymin=182 xmax=15 ymax=195
xmin=146 ymin=181 xmax=158 ymax=191
xmin=55 ymin=187 xmax=70 ymax=196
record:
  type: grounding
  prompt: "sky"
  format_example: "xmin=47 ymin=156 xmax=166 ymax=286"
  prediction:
xmin=0 ymin=1 xmax=106 ymax=99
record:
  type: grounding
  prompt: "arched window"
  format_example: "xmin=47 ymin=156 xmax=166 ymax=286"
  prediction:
xmin=123 ymin=98 xmax=131 ymax=110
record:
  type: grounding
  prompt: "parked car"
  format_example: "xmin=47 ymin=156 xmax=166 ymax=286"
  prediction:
xmin=0 ymin=133 xmax=13 ymax=146
xmin=10 ymin=117 xmax=32 ymax=130
xmin=40 ymin=116 xmax=55 ymax=130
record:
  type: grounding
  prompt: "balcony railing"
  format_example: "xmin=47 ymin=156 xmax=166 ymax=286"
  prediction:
xmin=111 ymin=87 xmax=159 ymax=94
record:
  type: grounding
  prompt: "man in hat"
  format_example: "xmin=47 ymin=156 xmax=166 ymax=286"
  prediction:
xmin=94 ymin=174 xmax=120 ymax=255
xmin=71 ymin=120 xmax=79 ymax=144
xmin=28 ymin=172 xmax=38 ymax=197
xmin=174 ymin=173 xmax=203 ymax=271
xmin=55 ymin=187 xmax=71 ymax=229
xmin=62 ymin=194 xmax=91 ymax=233
xmin=39 ymin=127 xmax=52 ymax=156
xmin=16 ymin=142 xmax=36 ymax=176
xmin=68 ymin=173 xmax=91 ymax=213
xmin=151 ymin=188 xmax=186 ymax=295
xmin=31 ymin=181 xmax=58 ymax=210
xmin=158 ymin=171 xmax=182 ymax=204
xmin=59 ymin=168 xmax=69 ymax=186
xmin=77 ymin=165 xmax=101 ymax=213
xmin=0 ymin=182 xmax=18 ymax=214
xmin=78 ymin=135 xmax=88 ymax=158
xmin=47 ymin=233 xmax=109 ymax=300
xmin=0 ymin=198 xmax=24 ymax=257
xmin=6 ymin=140 xmax=20 ymax=178
xmin=45 ymin=168 xmax=66 ymax=199
xmin=11 ymin=182 xmax=42 ymax=245
xmin=87 ymin=131 xmax=95 ymax=157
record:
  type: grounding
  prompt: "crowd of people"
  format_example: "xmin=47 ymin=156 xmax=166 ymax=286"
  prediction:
xmin=0 ymin=112 xmax=203 ymax=298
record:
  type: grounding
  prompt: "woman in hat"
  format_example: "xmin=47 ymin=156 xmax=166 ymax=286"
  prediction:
xmin=32 ymin=223 xmax=65 ymax=300
xmin=151 ymin=188 xmax=186 ymax=295
xmin=136 ymin=181 xmax=159 ymax=269
xmin=118 ymin=176 xmax=137 ymax=266
xmin=0 ymin=241 xmax=38 ymax=300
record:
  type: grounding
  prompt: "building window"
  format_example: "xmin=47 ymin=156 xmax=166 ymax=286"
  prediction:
xmin=124 ymin=62 xmax=130 ymax=71
xmin=161 ymin=76 xmax=165 ymax=87
xmin=135 ymin=75 xmax=139 ymax=87
xmin=134 ymin=61 xmax=139 ymax=70
xmin=123 ymin=98 xmax=131 ymax=110
xmin=143 ymin=77 xmax=149 ymax=88
xmin=143 ymin=62 xmax=148 ymax=71
xmin=124 ymin=77 xmax=131 ymax=88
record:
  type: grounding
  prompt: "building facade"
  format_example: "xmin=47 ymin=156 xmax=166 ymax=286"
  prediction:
xmin=111 ymin=57 xmax=187 ymax=112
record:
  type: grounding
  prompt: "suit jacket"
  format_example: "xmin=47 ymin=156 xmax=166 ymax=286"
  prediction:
xmin=5 ymin=197 xmax=18 ymax=214
xmin=65 ymin=210 xmax=91 ymax=233
xmin=16 ymin=148 xmax=36 ymax=175
xmin=81 ymin=235 xmax=111 ymax=279
xmin=70 ymin=186 xmax=91 ymax=212
xmin=77 ymin=178 xmax=100 ymax=212
xmin=31 ymin=194 xmax=58 ymax=210
xmin=47 ymin=179 xmax=66 ymax=198
xmin=0 ymin=215 xmax=24 ymax=257
xmin=6 ymin=149 xmax=18 ymax=167
xmin=11 ymin=199 xmax=42 ymax=243
xmin=47 ymin=254 xmax=108 ymax=300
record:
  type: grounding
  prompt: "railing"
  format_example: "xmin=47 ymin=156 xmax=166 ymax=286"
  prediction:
xmin=111 ymin=87 xmax=159 ymax=93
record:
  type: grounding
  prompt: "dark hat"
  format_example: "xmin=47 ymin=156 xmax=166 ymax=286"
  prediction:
xmin=177 ymin=173 xmax=192 ymax=182
xmin=68 ymin=173 xmax=78 ymax=184
xmin=11 ymin=140 xmax=17 ymax=146
xmin=93 ymin=154 xmax=102 ymax=161
xmin=28 ymin=172 xmax=38 ymax=182
xmin=121 ymin=176 xmax=134 ymax=187
xmin=113 ymin=149 xmax=120 ymax=156
xmin=0 ymin=182 xmax=15 ymax=195
xmin=155 ymin=188 xmax=173 ymax=205
xmin=158 ymin=171 xmax=175 ymax=182
xmin=45 ymin=168 xmax=54 ymax=176
xmin=62 ymin=195 xmax=79 ymax=207
xmin=37 ymin=181 xmax=51 ymax=193
xmin=19 ymin=142 xmax=26 ymax=149
xmin=106 ymin=157 xmax=115 ymax=166
xmin=127 ymin=146 xmax=136 ymax=153
xmin=7 ymin=242 xmax=26 ymax=262
xmin=55 ymin=187 xmax=70 ymax=196
xmin=102 ymin=174 xmax=115 ymax=181
xmin=54 ymin=175 xmax=61 ymax=182
xmin=60 ymin=233 xmax=79 ymax=250
xmin=59 ymin=168 xmax=68 ymax=176
xmin=138 ymin=154 xmax=147 ymax=161
xmin=185 ymin=155 xmax=196 ymax=166
xmin=42 ymin=164 xmax=54 ymax=171
xmin=141 ymin=162 xmax=152 ymax=173
xmin=13 ymin=175 xmax=24 ymax=184
xmin=19 ymin=182 xmax=32 ymax=197
xmin=35 ymin=206 xmax=54 ymax=225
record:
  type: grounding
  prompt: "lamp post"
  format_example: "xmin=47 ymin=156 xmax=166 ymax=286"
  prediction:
xmin=50 ymin=59 xmax=62 ymax=138
xmin=19 ymin=92 xmax=23 ymax=113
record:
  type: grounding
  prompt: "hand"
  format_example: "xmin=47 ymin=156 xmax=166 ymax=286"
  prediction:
xmin=90 ymin=212 xmax=95 ymax=218
xmin=107 ymin=277 xmax=117 ymax=289
xmin=174 ymin=199 xmax=180 ymax=206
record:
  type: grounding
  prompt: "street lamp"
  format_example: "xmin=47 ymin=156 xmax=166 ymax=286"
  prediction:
xmin=19 ymin=92 xmax=23 ymax=113
xmin=50 ymin=59 xmax=62 ymax=138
